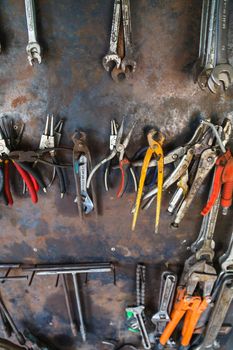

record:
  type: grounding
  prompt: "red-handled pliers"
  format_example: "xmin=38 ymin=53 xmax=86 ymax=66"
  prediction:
xmin=87 ymin=118 xmax=137 ymax=197
xmin=201 ymin=148 xmax=233 ymax=216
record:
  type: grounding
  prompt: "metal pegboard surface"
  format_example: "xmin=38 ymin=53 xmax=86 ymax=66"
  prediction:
xmin=0 ymin=0 xmax=232 ymax=349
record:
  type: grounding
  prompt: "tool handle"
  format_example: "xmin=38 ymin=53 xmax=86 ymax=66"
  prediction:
xmin=13 ymin=162 xmax=38 ymax=204
xmin=29 ymin=173 xmax=39 ymax=192
xmin=117 ymin=159 xmax=130 ymax=198
xmin=52 ymin=156 xmax=66 ymax=192
xmin=221 ymin=181 xmax=233 ymax=209
xmin=201 ymin=164 xmax=223 ymax=215
xmin=4 ymin=161 xmax=13 ymax=205
xmin=17 ymin=162 xmax=46 ymax=191
xmin=181 ymin=298 xmax=208 ymax=347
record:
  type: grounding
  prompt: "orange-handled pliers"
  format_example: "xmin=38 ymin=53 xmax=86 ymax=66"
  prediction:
xmin=132 ymin=129 xmax=165 ymax=233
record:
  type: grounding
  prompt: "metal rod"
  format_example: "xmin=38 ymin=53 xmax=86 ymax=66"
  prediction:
xmin=72 ymin=273 xmax=86 ymax=342
xmin=61 ymin=274 xmax=78 ymax=337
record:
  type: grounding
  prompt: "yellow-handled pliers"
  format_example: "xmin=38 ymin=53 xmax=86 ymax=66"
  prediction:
xmin=132 ymin=129 xmax=165 ymax=233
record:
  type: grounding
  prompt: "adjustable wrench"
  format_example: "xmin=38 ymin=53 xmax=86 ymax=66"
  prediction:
xmin=121 ymin=0 xmax=136 ymax=73
xmin=103 ymin=0 xmax=122 ymax=71
xmin=24 ymin=0 xmax=42 ymax=65
xmin=151 ymin=273 xmax=177 ymax=334
xmin=77 ymin=155 xmax=94 ymax=214
xmin=126 ymin=306 xmax=151 ymax=350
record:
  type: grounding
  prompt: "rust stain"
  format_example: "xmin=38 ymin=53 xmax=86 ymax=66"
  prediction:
xmin=11 ymin=96 xmax=28 ymax=108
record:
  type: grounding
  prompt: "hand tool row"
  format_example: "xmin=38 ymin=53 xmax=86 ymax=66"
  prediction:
xmin=0 ymin=115 xmax=98 ymax=217
xmin=1 ymin=114 xmax=232 ymax=232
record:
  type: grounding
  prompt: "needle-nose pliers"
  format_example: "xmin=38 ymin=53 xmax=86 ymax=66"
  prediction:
xmin=38 ymin=115 xmax=66 ymax=198
xmin=87 ymin=118 xmax=137 ymax=198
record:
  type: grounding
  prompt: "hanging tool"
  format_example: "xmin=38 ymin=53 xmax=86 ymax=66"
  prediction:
xmin=24 ymin=0 xmax=42 ymax=65
xmin=126 ymin=264 xmax=151 ymax=350
xmin=38 ymin=115 xmax=66 ymax=198
xmin=132 ymin=129 xmax=165 ymax=233
xmin=159 ymin=193 xmax=219 ymax=349
xmin=72 ymin=130 xmax=97 ymax=217
xmin=87 ymin=118 xmax=137 ymax=198
xmin=151 ymin=272 xmax=177 ymax=336
xmin=138 ymin=118 xmax=232 ymax=228
xmin=201 ymin=148 xmax=233 ymax=216
xmin=0 ymin=117 xmax=46 ymax=204
xmin=103 ymin=0 xmax=136 ymax=80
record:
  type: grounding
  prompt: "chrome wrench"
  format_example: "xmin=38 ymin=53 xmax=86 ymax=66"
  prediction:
xmin=126 ymin=306 xmax=151 ymax=350
xmin=102 ymin=0 xmax=122 ymax=71
xmin=151 ymin=273 xmax=177 ymax=334
xmin=24 ymin=0 xmax=42 ymax=65
xmin=208 ymin=0 xmax=233 ymax=92
xmin=79 ymin=155 xmax=94 ymax=214
xmin=121 ymin=0 xmax=136 ymax=73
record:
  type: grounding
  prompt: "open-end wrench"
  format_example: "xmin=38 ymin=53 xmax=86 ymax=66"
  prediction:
xmin=103 ymin=0 xmax=122 ymax=71
xmin=151 ymin=274 xmax=177 ymax=334
xmin=24 ymin=0 xmax=42 ymax=65
xmin=191 ymin=197 xmax=219 ymax=255
xmin=192 ymin=277 xmax=233 ymax=350
xmin=121 ymin=0 xmax=136 ymax=73
xmin=126 ymin=306 xmax=151 ymax=350
xmin=195 ymin=195 xmax=220 ymax=262
xmin=197 ymin=0 xmax=217 ymax=89
xmin=208 ymin=0 xmax=233 ymax=92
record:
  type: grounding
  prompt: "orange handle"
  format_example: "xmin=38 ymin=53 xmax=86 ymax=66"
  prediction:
xmin=160 ymin=296 xmax=190 ymax=346
xmin=221 ymin=181 xmax=233 ymax=209
xmin=181 ymin=297 xmax=210 ymax=347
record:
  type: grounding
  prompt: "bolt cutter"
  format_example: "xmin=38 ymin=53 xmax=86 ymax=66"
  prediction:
xmin=87 ymin=118 xmax=137 ymax=198
xmin=132 ymin=129 xmax=165 ymax=234
xmin=159 ymin=257 xmax=217 ymax=349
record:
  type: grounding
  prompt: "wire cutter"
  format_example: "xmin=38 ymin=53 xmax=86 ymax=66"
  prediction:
xmin=132 ymin=129 xmax=165 ymax=234
xmin=87 ymin=118 xmax=137 ymax=198
xmin=38 ymin=115 xmax=66 ymax=198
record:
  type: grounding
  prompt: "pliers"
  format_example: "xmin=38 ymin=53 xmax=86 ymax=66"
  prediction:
xmin=38 ymin=115 xmax=66 ymax=198
xmin=87 ymin=118 xmax=137 ymax=198
xmin=132 ymin=129 xmax=165 ymax=234
xmin=200 ymin=120 xmax=233 ymax=217
xmin=0 ymin=117 xmax=45 ymax=205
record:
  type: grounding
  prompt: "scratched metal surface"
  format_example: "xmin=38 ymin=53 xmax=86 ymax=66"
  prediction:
xmin=0 ymin=0 xmax=232 ymax=349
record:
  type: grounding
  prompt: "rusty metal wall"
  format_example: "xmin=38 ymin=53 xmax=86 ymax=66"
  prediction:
xmin=0 ymin=0 xmax=232 ymax=349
